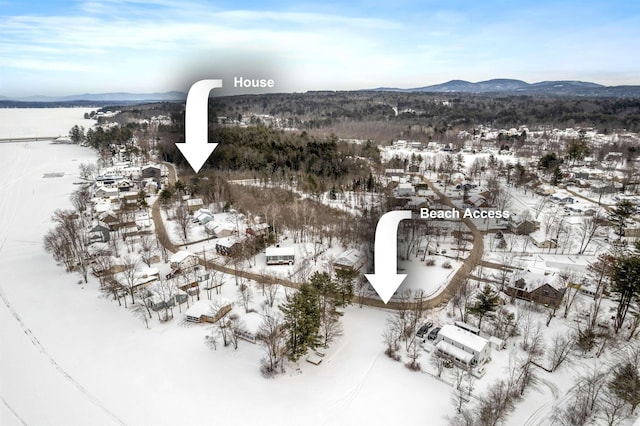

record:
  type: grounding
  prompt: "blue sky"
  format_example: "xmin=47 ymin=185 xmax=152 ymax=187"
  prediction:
xmin=1 ymin=0 xmax=639 ymax=96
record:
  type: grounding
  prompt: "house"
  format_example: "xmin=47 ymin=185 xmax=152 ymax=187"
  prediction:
xmin=434 ymin=324 xmax=491 ymax=367
xmin=385 ymin=169 xmax=405 ymax=177
xmin=169 ymin=250 xmax=198 ymax=271
xmin=186 ymin=198 xmax=204 ymax=213
xmin=98 ymin=211 xmax=120 ymax=229
xmin=141 ymin=164 xmax=162 ymax=181
xmin=333 ymin=249 xmax=365 ymax=272
xmin=215 ymin=236 xmax=243 ymax=256
xmin=117 ymin=179 xmax=134 ymax=192
xmin=88 ymin=221 xmax=110 ymax=243
xmin=205 ymin=222 xmax=236 ymax=238
xmin=184 ymin=299 xmax=232 ymax=323
xmin=95 ymin=186 xmax=119 ymax=199
xmin=246 ymin=223 xmax=269 ymax=237
xmin=394 ymin=182 xmax=415 ymax=197
xmin=194 ymin=211 xmax=214 ymax=225
xmin=265 ymin=246 xmax=295 ymax=265
xmin=530 ymin=234 xmax=558 ymax=249
xmin=550 ymin=194 xmax=575 ymax=204
xmin=508 ymin=217 xmax=539 ymax=235
xmin=466 ymin=194 xmax=487 ymax=208
xmin=147 ymin=290 xmax=189 ymax=312
xmin=505 ymin=277 xmax=565 ymax=307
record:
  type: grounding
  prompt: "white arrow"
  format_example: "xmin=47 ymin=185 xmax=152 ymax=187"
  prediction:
xmin=177 ymin=79 xmax=223 ymax=173
xmin=365 ymin=210 xmax=412 ymax=304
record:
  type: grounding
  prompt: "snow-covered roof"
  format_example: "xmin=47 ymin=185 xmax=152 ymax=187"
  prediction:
xmin=436 ymin=340 xmax=474 ymax=364
xmin=184 ymin=298 xmax=232 ymax=319
xmin=170 ymin=250 xmax=196 ymax=264
xmin=216 ymin=236 xmax=240 ymax=249
xmin=334 ymin=249 xmax=364 ymax=268
xmin=266 ymin=246 xmax=294 ymax=257
xmin=438 ymin=324 xmax=488 ymax=353
xmin=186 ymin=198 xmax=204 ymax=207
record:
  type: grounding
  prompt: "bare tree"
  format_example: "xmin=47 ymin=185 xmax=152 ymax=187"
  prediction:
xmin=257 ymin=309 xmax=286 ymax=375
xmin=237 ymin=280 xmax=254 ymax=313
xmin=576 ymin=215 xmax=603 ymax=254
xmin=120 ymin=255 xmax=141 ymax=305
xmin=131 ymin=301 xmax=150 ymax=329
xmin=139 ymin=233 xmax=154 ymax=267
xmin=174 ymin=203 xmax=191 ymax=242
xmin=598 ymin=388 xmax=630 ymax=426
xmin=263 ymin=279 xmax=280 ymax=308
xmin=548 ymin=332 xmax=575 ymax=372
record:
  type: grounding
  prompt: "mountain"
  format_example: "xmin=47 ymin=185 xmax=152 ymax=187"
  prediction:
xmin=0 ymin=91 xmax=187 ymax=103
xmin=369 ymin=79 xmax=640 ymax=97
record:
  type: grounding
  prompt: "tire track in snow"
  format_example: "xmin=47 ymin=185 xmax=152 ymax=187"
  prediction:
xmin=0 ymin=394 xmax=29 ymax=426
xmin=0 ymin=144 xmax=128 ymax=426
xmin=0 ymin=286 xmax=129 ymax=426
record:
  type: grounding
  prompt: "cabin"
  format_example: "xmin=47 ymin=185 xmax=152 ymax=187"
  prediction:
xmin=193 ymin=211 xmax=214 ymax=225
xmin=186 ymin=198 xmax=204 ymax=213
xmin=88 ymin=222 xmax=110 ymax=243
xmin=506 ymin=277 xmax=566 ymax=307
xmin=246 ymin=223 xmax=269 ymax=237
xmin=466 ymin=194 xmax=487 ymax=208
xmin=215 ymin=236 xmax=243 ymax=256
xmin=265 ymin=246 xmax=295 ymax=265
xmin=205 ymin=222 xmax=236 ymax=238
xmin=141 ymin=164 xmax=162 ymax=181
xmin=169 ymin=250 xmax=198 ymax=271
xmin=333 ymin=249 xmax=365 ymax=272
xmin=95 ymin=186 xmax=119 ymax=199
xmin=434 ymin=324 xmax=491 ymax=367
xmin=508 ymin=217 xmax=539 ymax=235
xmin=394 ymin=182 xmax=415 ymax=197
xmin=184 ymin=299 xmax=232 ymax=323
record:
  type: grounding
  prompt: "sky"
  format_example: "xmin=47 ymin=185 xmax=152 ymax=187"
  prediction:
xmin=1 ymin=0 xmax=639 ymax=97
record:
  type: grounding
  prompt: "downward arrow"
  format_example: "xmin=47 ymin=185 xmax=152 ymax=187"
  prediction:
xmin=365 ymin=210 xmax=412 ymax=304
xmin=176 ymin=79 xmax=223 ymax=173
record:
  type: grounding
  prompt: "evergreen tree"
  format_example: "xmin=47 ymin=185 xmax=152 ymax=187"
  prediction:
xmin=335 ymin=268 xmax=357 ymax=307
xmin=609 ymin=199 xmax=636 ymax=236
xmin=280 ymin=282 xmax=321 ymax=361
xmin=609 ymin=362 xmax=640 ymax=413
xmin=552 ymin=165 xmax=563 ymax=185
xmin=611 ymin=255 xmax=640 ymax=333
xmin=309 ymin=272 xmax=343 ymax=347
xmin=468 ymin=284 xmax=500 ymax=330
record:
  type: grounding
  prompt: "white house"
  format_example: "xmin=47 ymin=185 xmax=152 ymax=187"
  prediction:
xmin=265 ymin=246 xmax=295 ymax=265
xmin=95 ymin=186 xmax=119 ymax=199
xmin=394 ymin=182 xmax=415 ymax=197
xmin=169 ymin=250 xmax=198 ymax=271
xmin=434 ymin=324 xmax=491 ymax=367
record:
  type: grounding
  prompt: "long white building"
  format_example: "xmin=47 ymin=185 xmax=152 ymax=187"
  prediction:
xmin=434 ymin=324 xmax=491 ymax=367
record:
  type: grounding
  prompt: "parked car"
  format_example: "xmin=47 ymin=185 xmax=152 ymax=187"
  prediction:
xmin=416 ymin=321 xmax=435 ymax=338
xmin=427 ymin=327 xmax=441 ymax=340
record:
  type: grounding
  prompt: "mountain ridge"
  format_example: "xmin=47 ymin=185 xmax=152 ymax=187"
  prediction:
xmin=369 ymin=79 xmax=640 ymax=96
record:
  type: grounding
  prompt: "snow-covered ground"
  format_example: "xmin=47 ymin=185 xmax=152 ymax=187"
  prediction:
xmin=0 ymin=140 xmax=460 ymax=425
xmin=0 ymin=107 xmax=95 ymax=139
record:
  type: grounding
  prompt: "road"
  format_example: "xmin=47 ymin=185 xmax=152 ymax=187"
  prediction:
xmin=151 ymin=164 xmax=486 ymax=310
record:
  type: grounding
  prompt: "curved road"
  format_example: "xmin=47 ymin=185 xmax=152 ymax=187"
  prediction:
xmin=152 ymin=164 xmax=484 ymax=310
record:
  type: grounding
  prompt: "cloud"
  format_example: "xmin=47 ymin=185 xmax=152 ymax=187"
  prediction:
xmin=1 ymin=0 xmax=639 ymax=95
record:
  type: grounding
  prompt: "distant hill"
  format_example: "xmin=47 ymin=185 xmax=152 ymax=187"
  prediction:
xmin=0 ymin=91 xmax=187 ymax=103
xmin=369 ymin=79 xmax=640 ymax=97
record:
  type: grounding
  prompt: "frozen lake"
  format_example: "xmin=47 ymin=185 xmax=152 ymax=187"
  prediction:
xmin=0 ymin=107 xmax=95 ymax=139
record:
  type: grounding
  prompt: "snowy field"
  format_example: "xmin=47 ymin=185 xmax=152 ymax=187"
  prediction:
xmin=0 ymin=140 xmax=459 ymax=425
xmin=0 ymin=107 xmax=95 ymax=139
